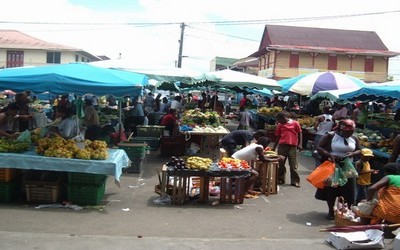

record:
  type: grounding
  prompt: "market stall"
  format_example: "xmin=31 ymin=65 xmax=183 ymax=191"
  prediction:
xmin=0 ymin=63 xmax=148 ymax=205
xmin=178 ymin=109 xmax=229 ymax=159
xmin=0 ymin=148 xmax=130 ymax=183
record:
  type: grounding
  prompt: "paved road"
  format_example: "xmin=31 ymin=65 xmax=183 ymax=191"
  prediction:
xmin=0 ymin=147 xmax=395 ymax=249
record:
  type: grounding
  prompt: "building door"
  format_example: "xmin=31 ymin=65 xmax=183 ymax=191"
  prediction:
xmin=6 ymin=51 xmax=24 ymax=68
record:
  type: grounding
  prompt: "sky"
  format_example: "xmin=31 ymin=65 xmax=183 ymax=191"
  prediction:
xmin=0 ymin=0 xmax=399 ymax=79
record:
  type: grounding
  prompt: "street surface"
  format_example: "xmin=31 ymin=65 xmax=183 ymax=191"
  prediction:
xmin=0 ymin=126 xmax=396 ymax=249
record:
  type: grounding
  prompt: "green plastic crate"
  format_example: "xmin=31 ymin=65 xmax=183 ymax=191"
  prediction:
xmin=124 ymin=157 xmax=146 ymax=173
xmin=67 ymin=177 xmax=107 ymax=205
xmin=0 ymin=181 xmax=20 ymax=202
xmin=136 ymin=125 xmax=165 ymax=138
xmin=118 ymin=143 xmax=147 ymax=158
xmin=68 ymin=173 xmax=107 ymax=185
xmin=131 ymin=137 xmax=160 ymax=151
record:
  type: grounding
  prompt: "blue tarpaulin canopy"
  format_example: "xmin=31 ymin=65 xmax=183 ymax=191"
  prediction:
xmin=339 ymin=83 xmax=400 ymax=102
xmin=0 ymin=63 xmax=148 ymax=97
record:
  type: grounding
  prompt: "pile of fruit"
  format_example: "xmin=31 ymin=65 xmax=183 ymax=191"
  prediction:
xmin=180 ymin=109 xmax=221 ymax=127
xmin=165 ymin=156 xmax=188 ymax=170
xmin=186 ymin=156 xmax=212 ymax=170
xmin=297 ymin=116 xmax=315 ymax=128
xmin=0 ymin=138 xmax=30 ymax=153
xmin=218 ymin=157 xmax=250 ymax=170
xmin=36 ymin=137 xmax=108 ymax=160
xmin=264 ymin=148 xmax=278 ymax=158
xmin=258 ymin=106 xmax=282 ymax=116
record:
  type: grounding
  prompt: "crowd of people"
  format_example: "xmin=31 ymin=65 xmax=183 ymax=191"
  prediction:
xmin=219 ymin=100 xmax=399 ymax=231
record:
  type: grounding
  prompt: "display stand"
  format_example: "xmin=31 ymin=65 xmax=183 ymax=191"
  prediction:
xmin=163 ymin=166 xmax=250 ymax=205
xmin=254 ymin=160 xmax=278 ymax=196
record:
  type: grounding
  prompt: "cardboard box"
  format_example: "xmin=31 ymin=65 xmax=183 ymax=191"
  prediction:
xmin=327 ymin=229 xmax=384 ymax=249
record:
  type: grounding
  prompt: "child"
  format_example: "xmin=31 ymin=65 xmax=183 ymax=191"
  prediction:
xmin=355 ymin=148 xmax=379 ymax=204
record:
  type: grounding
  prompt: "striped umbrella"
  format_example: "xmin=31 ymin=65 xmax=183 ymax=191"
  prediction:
xmin=279 ymin=71 xmax=366 ymax=96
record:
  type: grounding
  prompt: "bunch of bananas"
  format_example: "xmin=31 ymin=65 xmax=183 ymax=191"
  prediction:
xmin=264 ymin=150 xmax=278 ymax=157
xmin=186 ymin=156 xmax=212 ymax=170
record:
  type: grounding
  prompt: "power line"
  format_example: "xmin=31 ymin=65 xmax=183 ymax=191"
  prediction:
xmin=0 ymin=9 xmax=398 ymax=27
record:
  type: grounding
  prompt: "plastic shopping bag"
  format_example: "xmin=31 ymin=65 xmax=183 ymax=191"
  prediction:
xmin=340 ymin=157 xmax=359 ymax=178
xmin=16 ymin=129 xmax=31 ymax=143
xmin=307 ymin=160 xmax=336 ymax=189
xmin=325 ymin=165 xmax=348 ymax=187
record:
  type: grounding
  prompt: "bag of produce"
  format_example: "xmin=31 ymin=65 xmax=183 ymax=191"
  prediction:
xmin=339 ymin=157 xmax=358 ymax=178
xmin=325 ymin=165 xmax=348 ymax=187
xmin=16 ymin=129 xmax=31 ymax=143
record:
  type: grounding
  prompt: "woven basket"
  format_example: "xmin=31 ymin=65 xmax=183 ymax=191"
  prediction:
xmin=334 ymin=196 xmax=364 ymax=227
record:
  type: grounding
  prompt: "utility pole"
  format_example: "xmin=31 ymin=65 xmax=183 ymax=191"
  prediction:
xmin=177 ymin=22 xmax=185 ymax=68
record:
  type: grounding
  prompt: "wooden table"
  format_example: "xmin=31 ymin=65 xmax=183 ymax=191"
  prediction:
xmin=162 ymin=166 xmax=250 ymax=205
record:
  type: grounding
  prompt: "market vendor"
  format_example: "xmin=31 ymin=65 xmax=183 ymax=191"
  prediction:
xmin=51 ymin=106 xmax=78 ymax=139
xmin=83 ymin=99 xmax=101 ymax=140
xmin=220 ymin=129 xmax=267 ymax=157
xmin=13 ymin=92 xmax=34 ymax=131
xmin=0 ymin=103 xmax=19 ymax=138
xmin=160 ymin=108 xmax=179 ymax=136
xmin=231 ymin=136 xmax=271 ymax=198
xmin=367 ymin=163 xmax=400 ymax=226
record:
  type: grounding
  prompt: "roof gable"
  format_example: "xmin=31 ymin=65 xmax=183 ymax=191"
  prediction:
xmin=0 ymin=29 xmax=80 ymax=51
xmin=259 ymin=25 xmax=389 ymax=51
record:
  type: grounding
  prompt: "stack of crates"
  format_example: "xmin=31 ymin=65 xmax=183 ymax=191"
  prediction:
xmin=0 ymin=168 xmax=21 ymax=202
xmin=24 ymin=170 xmax=63 ymax=203
xmin=67 ymin=173 xmax=107 ymax=206
xmin=118 ymin=142 xmax=147 ymax=173
xmin=132 ymin=125 xmax=165 ymax=151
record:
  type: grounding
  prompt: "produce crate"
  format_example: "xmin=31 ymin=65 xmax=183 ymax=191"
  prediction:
xmin=136 ymin=125 xmax=165 ymax=138
xmin=0 ymin=168 xmax=19 ymax=183
xmin=131 ymin=137 xmax=160 ymax=151
xmin=0 ymin=180 xmax=21 ymax=202
xmin=124 ymin=157 xmax=145 ymax=173
xmin=68 ymin=173 xmax=108 ymax=185
xmin=118 ymin=143 xmax=147 ymax=173
xmin=24 ymin=170 xmax=62 ymax=203
xmin=118 ymin=142 xmax=147 ymax=158
xmin=67 ymin=176 xmax=107 ymax=205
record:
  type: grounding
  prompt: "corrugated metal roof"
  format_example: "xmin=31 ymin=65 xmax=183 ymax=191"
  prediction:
xmin=260 ymin=25 xmax=388 ymax=50
xmin=253 ymin=25 xmax=399 ymax=57
xmin=0 ymin=29 xmax=100 ymax=60
xmin=0 ymin=30 xmax=78 ymax=50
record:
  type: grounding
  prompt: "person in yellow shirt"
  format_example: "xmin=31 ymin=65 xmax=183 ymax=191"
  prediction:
xmin=355 ymin=148 xmax=379 ymax=204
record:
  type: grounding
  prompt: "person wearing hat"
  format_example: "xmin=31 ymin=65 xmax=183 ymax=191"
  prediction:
xmin=315 ymin=119 xmax=362 ymax=220
xmin=355 ymin=148 xmax=379 ymax=204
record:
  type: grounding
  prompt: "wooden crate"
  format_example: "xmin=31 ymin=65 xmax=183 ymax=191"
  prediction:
xmin=254 ymin=160 xmax=278 ymax=195
xmin=219 ymin=177 xmax=245 ymax=204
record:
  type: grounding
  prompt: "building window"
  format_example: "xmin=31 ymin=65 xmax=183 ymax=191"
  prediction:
xmin=81 ymin=57 xmax=85 ymax=62
xmin=289 ymin=52 xmax=299 ymax=68
xmin=6 ymin=51 xmax=24 ymax=68
xmin=365 ymin=57 xmax=374 ymax=72
xmin=47 ymin=52 xmax=61 ymax=64
xmin=328 ymin=55 xmax=337 ymax=70
xmin=75 ymin=55 xmax=79 ymax=62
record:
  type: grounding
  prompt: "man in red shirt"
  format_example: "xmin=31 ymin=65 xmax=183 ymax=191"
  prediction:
xmin=272 ymin=112 xmax=303 ymax=187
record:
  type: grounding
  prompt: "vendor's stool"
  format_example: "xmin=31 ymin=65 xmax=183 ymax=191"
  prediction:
xmin=254 ymin=160 xmax=278 ymax=196
xmin=219 ymin=177 xmax=245 ymax=204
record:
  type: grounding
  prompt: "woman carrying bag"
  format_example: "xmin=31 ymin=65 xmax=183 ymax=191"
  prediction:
xmin=315 ymin=119 xmax=361 ymax=220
